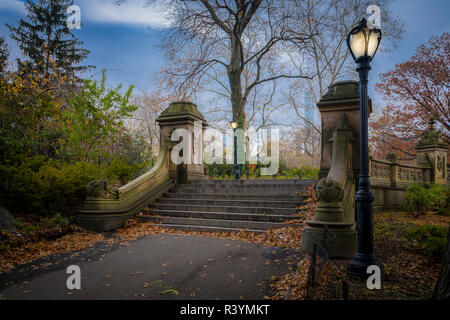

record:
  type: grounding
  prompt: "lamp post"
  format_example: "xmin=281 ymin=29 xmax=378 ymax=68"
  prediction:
xmin=230 ymin=120 xmax=240 ymax=180
xmin=346 ymin=18 xmax=382 ymax=278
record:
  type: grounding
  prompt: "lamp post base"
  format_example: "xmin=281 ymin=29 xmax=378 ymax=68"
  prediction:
xmin=347 ymin=253 xmax=383 ymax=279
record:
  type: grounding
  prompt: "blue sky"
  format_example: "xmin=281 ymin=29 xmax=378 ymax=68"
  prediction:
xmin=0 ymin=0 xmax=449 ymax=107
xmin=0 ymin=0 xmax=167 ymax=92
xmin=370 ymin=0 xmax=450 ymax=106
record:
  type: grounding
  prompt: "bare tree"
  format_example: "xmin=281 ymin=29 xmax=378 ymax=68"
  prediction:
xmin=119 ymin=0 xmax=314 ymax=129
xmin=285 ymin=0 xmax=404 ymax=125
xmin=130 ymin=90 xmax=170 ymax=157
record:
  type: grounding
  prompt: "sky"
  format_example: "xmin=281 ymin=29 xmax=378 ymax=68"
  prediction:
xmin=0 ymin=0 xmax=449 ymax=116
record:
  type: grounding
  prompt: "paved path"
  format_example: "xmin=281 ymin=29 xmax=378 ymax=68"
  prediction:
xmin=0 ymin=234 xmax=302 ymax=300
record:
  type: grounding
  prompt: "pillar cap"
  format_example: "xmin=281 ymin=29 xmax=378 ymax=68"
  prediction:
xmin=317 ymin=80 xmax=372 ymax=113
xmin=156 ymin=101 xmax=207 ymax=125
xmin=415 ymin=118 xmax=448 ymax=150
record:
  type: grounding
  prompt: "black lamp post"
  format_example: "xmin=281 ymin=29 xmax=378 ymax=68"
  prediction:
xmin=230 ymin=120 xmax=240 ymax=180
xmin=346 ymin=18 xmax=382 ymax=278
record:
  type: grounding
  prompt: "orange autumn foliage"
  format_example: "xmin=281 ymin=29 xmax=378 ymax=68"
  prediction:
xmin=370 ymin=32 xmax=449 ymax=161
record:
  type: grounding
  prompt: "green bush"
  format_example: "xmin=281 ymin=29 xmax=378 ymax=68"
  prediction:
xmin=288 ymin=166 xmax=319 ymax=179
xmin=404 ymin=224 xmax=448 ymax=257
xmin=47 ymin=214 xmax=69 ymax=228
xmin=0 ymin=164 xmax=46 ymax=214
xmin=104 ymin=158 xmax=148 ymax=185
xmin=0 ymin=157 xmax=102 ymax=215
xmin=205 ymin=161 xmax=319 ymax=179
xmin=404 ymin=185 xmax=432 ymax=217
xmin=430 ymin=185 xmax=450 ymax=216
xmin=24 ymin=225 xmax=38 ymax=233
xmin=404 ymin=185 xmax=450 ymax=217
xmin=0 ymin=155 xmax=150 ymax=215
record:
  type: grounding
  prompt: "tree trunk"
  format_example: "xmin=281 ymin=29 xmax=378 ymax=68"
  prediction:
xmin=432 ymin=224 xmax=450 ymax=300
xmin=227 ymin=36 xmax=246 ymax=127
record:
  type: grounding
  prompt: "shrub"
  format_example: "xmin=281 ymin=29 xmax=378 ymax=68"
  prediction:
xmin=0 ymin=157 xmax=102 ymax=215
xmin=47 ymin=214 xmax=69 ymax=228
xmin=104 ymin=158 xmax=148 ymax=185
xmin=0 ymin=155 xmax=150 ymax=215
xmin=0 ymin=164 xmax=46 ymax=214
xmin=404 ymin=185 xmax=450 ymax=217
xmin=205 ymin=162 xmax=319 ymax=179
xmin=430 ymin=185 xmax=450 ymax=216
xmin=404 ymin=225 xmax=448 ymax=257
xmin=404 ymin=185 xmax=433 ymax=217
xmin=24 ymin=225 xmax=38 ymax=233
xmin=288 ymin=166 xmax=319 ymax=179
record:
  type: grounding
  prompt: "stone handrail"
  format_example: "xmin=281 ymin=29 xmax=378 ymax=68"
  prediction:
xmin=311 ymin=119 xmax=355 ymax=225
xmin=76 ymin=145 xmax=174 ymax=231
xmin=370 ymin=158 xmax=431 ymax=187
xmin=303 ymin=117 xmax=357 ymax=258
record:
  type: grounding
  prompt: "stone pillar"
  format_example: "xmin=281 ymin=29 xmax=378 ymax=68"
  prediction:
xmin=385 ymin=152 xmax=399 ymax=187
xmin=302 ymin=116 xmax=357 ymax=258
xmin=302 ymin=81 xmax=370 ymax=259
xmin=317 ymin=81 xmax=371 ymax=180
xmin=156 ymin=101 xmax=208 ymax=184
xmin=415 ymin=119 xmax=448 ymax=185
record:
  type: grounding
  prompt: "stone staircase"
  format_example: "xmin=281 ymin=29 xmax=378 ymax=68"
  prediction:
xmin=137 ymin=179 xmax=315 ymax=233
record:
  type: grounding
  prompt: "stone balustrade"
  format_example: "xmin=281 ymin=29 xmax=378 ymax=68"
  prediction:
xmin=303 ymin=81 xmax=448 ymax=258
xmin=370 ymin=159 xmax=431 ymax=187
xmin=75 ymin=101 xmax=208 ymax=232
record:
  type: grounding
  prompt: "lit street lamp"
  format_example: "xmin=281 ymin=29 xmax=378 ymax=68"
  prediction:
xmin=230 ymin=120 xmax=240 ymax=180
xmin=346 ymin=18 xmax=382 ymax=278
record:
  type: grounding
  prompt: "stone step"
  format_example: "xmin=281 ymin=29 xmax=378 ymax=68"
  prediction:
xmin=144 ymin=209 xmax=299 ymax=222
xmin=176 ymin=184 xmax=310 ymax=190
xmin=156 ymin=198 xmax=303 ymax=208
xmin=172 ymin=186 xmax=306 ymax=196
xmin=189 ymin=179 xmax=315 ymax=185
xmin=138 ymin=179 xmax=313 ymax=234
xmin=144 ymin=223 xmax=266 ymax=234
xmin=140 ymin=215 xmax=283 ymax=230
xmin=163 ymin=192 xmax=306 ymax=202
xmin=149 ymin=203 xmax=298 ymax=215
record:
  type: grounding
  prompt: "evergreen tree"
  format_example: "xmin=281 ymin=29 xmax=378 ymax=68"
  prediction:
xmin=0 ymin=36 xmax=8 ymax=74
xmin=6 ymin=0 xmax=92 ymax=79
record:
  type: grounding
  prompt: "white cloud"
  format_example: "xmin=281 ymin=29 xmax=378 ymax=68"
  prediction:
xmin=0 ymin=0 xmax=170 ymax=28
xmin=78 ymin=0 xmax=170 ymax=28
xmin=0 ymin=0 xmax=25 ymax=14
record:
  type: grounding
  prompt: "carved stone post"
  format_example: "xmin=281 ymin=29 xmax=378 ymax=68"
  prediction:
xmin=316 ymin=81 xmax=371 ymax=180
xmin=385 ymin=152 xmax=399 ymax=187
xmin=302 ymin=115 xmax=357 ymax=258
xmin=156 ymin=101 xmax=208 ymax=184
xmin=302 ymin=81 xmax=368 ymax=258
xmin=415 ymin=119 xmax=448 ymax=185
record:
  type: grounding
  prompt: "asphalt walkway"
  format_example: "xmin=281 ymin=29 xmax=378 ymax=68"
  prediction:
xmin=0 ymin=233 xmax=302 ymax=300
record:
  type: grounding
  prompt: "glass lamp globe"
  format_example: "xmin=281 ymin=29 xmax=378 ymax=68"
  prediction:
xmin=347 ymin=18 xmax=381 ymax=63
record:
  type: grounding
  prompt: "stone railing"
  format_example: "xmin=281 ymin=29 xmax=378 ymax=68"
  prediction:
xmin=75 ymin=101 xmax=208 ymax=232
xmin=302 ymin=116 xmax=357 ymax=258
xmin=370 ymin=159 xmax=431 ymax=187
xmin=397 ymin=163 xmax=427 ymax=184
xmin=76 ymin=145 xmax=174 ymax=232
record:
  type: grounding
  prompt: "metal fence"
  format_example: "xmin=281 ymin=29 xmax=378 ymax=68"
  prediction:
xmin=304 ymin=225 xmax=363 ymax=300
